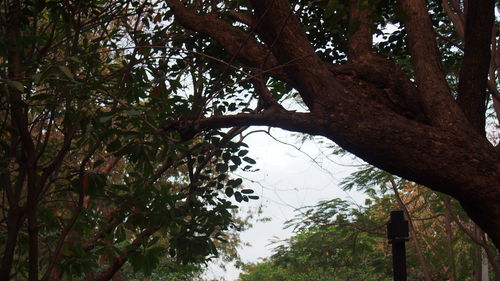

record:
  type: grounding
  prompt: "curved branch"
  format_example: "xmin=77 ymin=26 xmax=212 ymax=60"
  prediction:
xmin=249 ymin=0 xmax=344 ymax=110
xmin=250 ymin=74 xmax=285 ymax=110
xmin=167 ymin=0 xmax=290 ymax=83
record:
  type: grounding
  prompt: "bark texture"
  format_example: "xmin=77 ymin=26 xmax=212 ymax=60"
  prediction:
xmin=167 ymin=0 xmax=500 ymax=249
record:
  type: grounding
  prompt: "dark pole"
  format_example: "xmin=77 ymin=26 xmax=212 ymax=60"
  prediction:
xmin=387 ymin=210 xmax=409 ymax=281
xmin=391 ymin=238 xmax=407 ymax=281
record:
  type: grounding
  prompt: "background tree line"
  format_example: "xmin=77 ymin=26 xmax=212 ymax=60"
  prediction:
xmin=239 ymin=164 xmax=499 ymax=281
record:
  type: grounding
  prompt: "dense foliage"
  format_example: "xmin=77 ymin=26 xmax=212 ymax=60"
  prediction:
xmin=0 ymin=1 xmax=258 ymax=280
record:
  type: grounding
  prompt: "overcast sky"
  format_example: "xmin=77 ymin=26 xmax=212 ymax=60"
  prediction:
xmin=203 ymin=127 xmax=368 ymax=281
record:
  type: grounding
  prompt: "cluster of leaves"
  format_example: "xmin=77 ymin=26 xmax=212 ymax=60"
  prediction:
xmin=0 ymin=0 xmax=261 ymax=280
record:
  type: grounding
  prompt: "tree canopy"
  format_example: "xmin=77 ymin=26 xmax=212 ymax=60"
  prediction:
xmin=163 ymin=0 xmax=500 ymax=248
xmin=1 ymin=0 xmax=499 ymax=280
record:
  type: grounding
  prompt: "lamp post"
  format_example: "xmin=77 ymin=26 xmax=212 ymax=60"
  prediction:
xmin=387 ymin=210 xmax=409 ymax=281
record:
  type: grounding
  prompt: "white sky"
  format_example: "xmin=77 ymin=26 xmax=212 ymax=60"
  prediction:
xmin=203 ymin=128 xmax=367 ymax=281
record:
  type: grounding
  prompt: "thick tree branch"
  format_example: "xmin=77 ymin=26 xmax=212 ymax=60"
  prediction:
xmin=164 ymin=100 xmax=500 ymax=248
xmin=327 ymin=57 xmax=428 ymax=123
xmin=228 ymin=10 xmax=255 ymax=27
xmin=163 ymin=109 xmax=320 ymax=139
xmin=456 ymin=0 xmax=495 ymax=136
xmin=0 ymin=206 xmax=23 ymax=280
xmin=167 ymin=0 xmax=290 ymax=83
xmin=249 ymin=0 xmax=344 ymax=110
xmin=399 ymin=0 xmax=468 ymax=130
xmin=5 ymin=2 xmax=41 ymax=279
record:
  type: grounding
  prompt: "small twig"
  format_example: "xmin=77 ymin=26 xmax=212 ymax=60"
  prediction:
xmin=228 ymin=11 xmax=255 ymax=27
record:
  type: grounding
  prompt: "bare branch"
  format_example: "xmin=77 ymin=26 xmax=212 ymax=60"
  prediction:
xmin=250 ymin=74 xmax=285 ymax=111
xmin=162 ymin=109 xmax=320 ymax=140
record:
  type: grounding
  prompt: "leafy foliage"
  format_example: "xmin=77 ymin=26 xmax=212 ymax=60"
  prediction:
xmin=0 ymin=1 xmax=259 ymax=280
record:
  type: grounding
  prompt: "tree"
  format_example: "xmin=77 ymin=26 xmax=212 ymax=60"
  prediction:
xmin=239 ymin=174 xmax=500 ymax=280
xmin=0 ymin=1 xmax=259 ymax=280
xmin=2 ymin=0 xmax=499 ymax=279
xmin=239 ymin=199 xmax=392 ymax=281
xmin=164 ymin=0 xmax=500 ymax=248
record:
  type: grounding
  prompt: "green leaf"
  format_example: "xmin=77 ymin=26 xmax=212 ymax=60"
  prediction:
xmin=242 ymin=157 xmax=256 ymax=164
xmin=115 ymin=226 xmax=126 ymax=243
xmin=129 ymin=252 xmax=143 ymax=273
xmin=58 ymin=65 xmax=74 ymax=80
xmin=222 ymin=152 xmax=231 ymax=163
xmin=230 ymin=156 xmax=242 ymax=166
xmin=234 ymin=191 xmax=243 ymax=202
xmin=6 ymin=80 xmax=24 ymax=92
xmin=69 ymin=56 xmax=82 ymax=63
xmin=107 ymin=139 xmax=122 ymax=152
xmin=29 ymin=93 xmax=53 ymax=101
xmin=124 ymin=109 xmax=142 ymax=116
xmin=227 ymin=178 xmax=243 ymax=187
xmin=33 ymin=73 xmax=43 ymax=84
xmin=169 ymin=248 xmax=176 ymax=257
xmin=325 ymin=0 xmax=338 ymax=18
xmin=216 ymin=163 xmax=228 ymax=173
xmin=98 ymin=115 xmax=114 ymax=123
